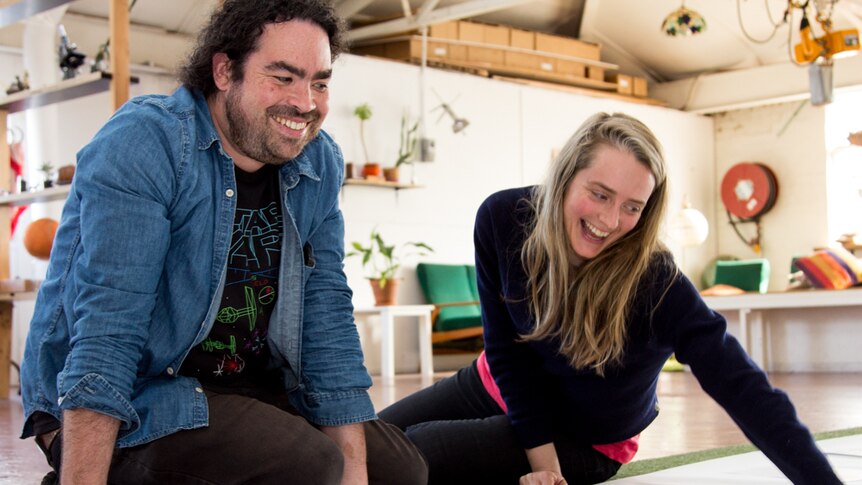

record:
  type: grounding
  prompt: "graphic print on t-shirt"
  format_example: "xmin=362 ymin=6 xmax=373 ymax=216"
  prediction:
xmin=180 ymin=165 xmax=282 ymax=386
xmin=207 ymin=203 xmax=280 ymax=378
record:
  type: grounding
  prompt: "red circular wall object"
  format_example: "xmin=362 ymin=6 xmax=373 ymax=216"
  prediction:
xmin=720 ymin=163 xmax=778 ymax=220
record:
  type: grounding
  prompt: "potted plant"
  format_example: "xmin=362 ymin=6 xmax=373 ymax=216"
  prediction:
xmin=354 ymin=103 xmax=380 ymax=179
xmin=39 ymin=162 xmax=54 ymax=188
xmin=347 ymin=228 xmax=433 ymax=306
xmin=383 ymin=113 xmax=419 ymax=183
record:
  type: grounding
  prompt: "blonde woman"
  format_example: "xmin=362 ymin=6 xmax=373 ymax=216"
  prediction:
xmin=380 ymin=112 xmax=839 ymax=485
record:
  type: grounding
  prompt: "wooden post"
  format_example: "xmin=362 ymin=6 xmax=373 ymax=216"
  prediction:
xmin=109 ymin=0 xmax=130 ymax=110
xmin=0 ymin=109 xmax=10 ymax=281
xmin=0 ymin=301 xmax=11 ymax=397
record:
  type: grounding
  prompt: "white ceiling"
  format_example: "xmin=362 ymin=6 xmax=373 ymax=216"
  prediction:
xmin=61 ymin=0 xmax=862 ymax=83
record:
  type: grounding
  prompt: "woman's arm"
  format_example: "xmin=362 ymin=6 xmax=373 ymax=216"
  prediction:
xmin=521 ymin=443 xmax=567 ymax=484
xmin=473 ymin=189 xmax=556 ymax=448
xmin=666 ymin=273 xmax=841 ymax=484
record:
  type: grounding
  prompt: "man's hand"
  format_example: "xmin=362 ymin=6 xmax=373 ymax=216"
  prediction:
xmin=320 ymin=423 xmax=368 ymax=485
xmin=62 ymin=408 xmax=120 ymax=484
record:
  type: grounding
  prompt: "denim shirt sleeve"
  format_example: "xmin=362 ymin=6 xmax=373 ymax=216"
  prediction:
xmin=289 ymin=141 xmax=375 ymax=426
xmin=57 ymin=102 xmax=181 ymax=431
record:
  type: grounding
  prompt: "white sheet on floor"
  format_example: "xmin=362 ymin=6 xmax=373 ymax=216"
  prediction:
xmin=611 ymin=434 xmax=862 ymax=484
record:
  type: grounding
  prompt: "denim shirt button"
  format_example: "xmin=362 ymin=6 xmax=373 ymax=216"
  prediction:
xmin=194 ymin=387 xmax=203 ymax=393
xmin=225 ymin=189 xmax=235 ymax=198
xmin=166 ymin=367 xmax=174 ymax=376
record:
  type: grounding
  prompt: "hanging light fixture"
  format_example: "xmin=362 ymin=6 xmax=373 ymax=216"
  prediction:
xmin=662 ymin=1 xmax=707 ymax=37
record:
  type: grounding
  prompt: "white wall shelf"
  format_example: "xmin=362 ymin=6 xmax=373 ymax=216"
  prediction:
xmin=0 ymin=184 xmax=71 ymax=206
xmin=0 ymin=71 xmax=139 ymax=114
xmin=0 ymin=0 xmax=75 ymax=29
xmin=343 ymin=178 xmax=423 ymax=190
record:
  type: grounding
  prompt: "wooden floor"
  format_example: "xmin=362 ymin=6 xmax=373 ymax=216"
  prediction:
xmin=3 ymin=371 xmax=862 ymax=483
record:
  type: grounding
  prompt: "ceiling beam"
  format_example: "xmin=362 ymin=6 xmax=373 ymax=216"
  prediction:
xmin=347 ymin=0 xmax=532 ymax=41
xmin=336 ymin=0 xmax=376 ymax=20
xmin=416 ymin=0 xmax=442 ymax=22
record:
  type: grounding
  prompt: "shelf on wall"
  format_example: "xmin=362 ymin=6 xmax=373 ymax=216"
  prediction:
xmin=0 ymin=291 xmax=37 ymax=302
xmin=0 ymin=184 xmax=71 ymax=206
xmin=0 ymin=0 xmax=76 ymax=29
xmin=0 ymin=71 xmax=140 ymax=114
xmin=343 ymin=178 xmax=423 ymax=190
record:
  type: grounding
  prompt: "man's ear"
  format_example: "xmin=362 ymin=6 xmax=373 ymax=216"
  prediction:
xmin=212 ymin=53 xmax=232 ymax=90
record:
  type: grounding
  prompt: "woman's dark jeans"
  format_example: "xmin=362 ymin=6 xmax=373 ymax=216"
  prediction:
xmin=379 ymin=361 xmax=621 ymax=485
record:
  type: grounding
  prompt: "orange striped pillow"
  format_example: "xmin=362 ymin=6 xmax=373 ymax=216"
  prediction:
xmin=795 ymin=249 xmax=858 ymax=289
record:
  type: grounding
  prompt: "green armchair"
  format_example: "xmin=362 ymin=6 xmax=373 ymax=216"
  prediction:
xmin=416 ymin=263 xmax=484 ymax=346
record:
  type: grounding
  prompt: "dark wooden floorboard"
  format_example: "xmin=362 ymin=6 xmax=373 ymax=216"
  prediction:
xmin=4 ymin=372 xmax=862 ymax=483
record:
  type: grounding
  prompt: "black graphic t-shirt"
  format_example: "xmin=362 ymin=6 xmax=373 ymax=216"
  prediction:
xmin=180 ymin=163 xmax=282 ymax=388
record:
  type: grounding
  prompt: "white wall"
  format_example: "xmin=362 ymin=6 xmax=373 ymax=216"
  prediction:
xmin=712 ymin=101 xmax=829 ymax=291
xmin=2 ymin=49 xmax=716 ymax=378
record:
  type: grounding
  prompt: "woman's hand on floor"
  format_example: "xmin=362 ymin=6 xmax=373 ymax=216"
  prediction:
xmin=519 ymin=471 xmax=568 ymax=485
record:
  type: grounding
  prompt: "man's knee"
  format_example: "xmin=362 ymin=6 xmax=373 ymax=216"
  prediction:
xmin=366 ymin=419 xmax=428 ymax=485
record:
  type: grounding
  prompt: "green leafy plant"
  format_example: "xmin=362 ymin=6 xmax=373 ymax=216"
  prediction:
xmin=354 ymin=103 xmax=373 ymax=164
xmin=347 ymin=228 xmax=433 ymax=287
xmin=396 ymin=113 xmax=419 ymax=168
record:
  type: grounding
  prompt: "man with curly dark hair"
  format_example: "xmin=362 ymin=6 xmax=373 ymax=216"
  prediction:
xmin=20 ymin=1 xmax=427 ymax=484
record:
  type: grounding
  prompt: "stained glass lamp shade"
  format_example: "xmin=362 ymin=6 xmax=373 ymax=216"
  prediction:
xmin=662 ymin=4 xmax=707 ymax=37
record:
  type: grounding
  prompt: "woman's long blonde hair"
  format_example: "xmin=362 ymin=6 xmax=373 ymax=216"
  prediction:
xmin=521 ymin=112 xmax=669 ymax=376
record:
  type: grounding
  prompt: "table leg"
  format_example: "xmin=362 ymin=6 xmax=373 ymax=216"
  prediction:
xmin=380 ymin=308 xmax=395 ymax=385
xmin=418 ymin=311 xmax=433 ymax=382
xmin=738 ymin=308 xmax=750 ymax=358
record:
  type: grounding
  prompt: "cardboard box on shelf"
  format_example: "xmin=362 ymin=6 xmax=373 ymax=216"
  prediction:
xmin=587 ymin=66 xmax=604 ymax=81
xmin=535 ymin=33 xmax=600 ymax=60
xmin=468 ymin=46 xmax=504 ymax=67
xmin=430 ymin=21 xmax=458 ymax=39
xmin=353 ymin=39 xmax=466 ymax=63
xmin=633 ymin=76 xmax=648 ymax=97
xmin=556 ymin=60 xmax=585 ymax=77
xmin=504 ymin=51 xmax=556 ymax=72
xmin=483 ymin=23 xmax=510 ymax=46
xmin=510 ymin=28 xmax=535 ymax=49
xmin=607 ymin=73 xmax=633 ymax=95
xmin=458 ymin=21 xmax=484 ymax=42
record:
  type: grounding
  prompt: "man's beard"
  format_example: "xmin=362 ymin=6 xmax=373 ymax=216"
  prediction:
xmin=224 ymin=87 xmax=321 ymax=165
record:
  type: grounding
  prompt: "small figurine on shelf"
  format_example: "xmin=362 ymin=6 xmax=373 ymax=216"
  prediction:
xmin=91 ymin=40 xmax=110 ymax=74
xmin=5 ymin=71 xmax=30 ymax=95
xmin=58 ymin=24 xmax=86 ymax=80
xmin=39 ymin=162 xmax=55 ymax=188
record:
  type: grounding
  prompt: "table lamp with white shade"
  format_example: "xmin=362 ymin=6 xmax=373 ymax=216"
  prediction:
xmin=670 ymin=199 xmax=709 ymax=277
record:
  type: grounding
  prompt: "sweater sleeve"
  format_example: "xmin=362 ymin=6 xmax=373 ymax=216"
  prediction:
xmin=474 ymin=188 xmax=556 ymax=449
xmin=666 ymin=274 xmax=840 ymax=485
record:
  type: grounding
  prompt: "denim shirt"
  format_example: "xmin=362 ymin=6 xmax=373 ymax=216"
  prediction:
xmin=20 ymin=86 xmax=374 ymax=447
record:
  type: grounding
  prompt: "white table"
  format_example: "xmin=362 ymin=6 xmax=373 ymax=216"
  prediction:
xmin=354 ymin=304 xmax=435 ymax=384
xmin=702 ymin=288 xmax=862 ymax=369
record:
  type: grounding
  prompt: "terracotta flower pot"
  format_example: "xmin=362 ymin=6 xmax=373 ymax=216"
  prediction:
xmin=362 ymin=163 xmax=381 ymax=179
xmin=383 ymin=167 xmax=399 ymax=182
xmin=369 ymin=278 xmax=399 ymax=306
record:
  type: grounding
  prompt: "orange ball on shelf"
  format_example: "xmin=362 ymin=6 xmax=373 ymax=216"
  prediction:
xmin=23 ymin=218 xmax=59 ymax=260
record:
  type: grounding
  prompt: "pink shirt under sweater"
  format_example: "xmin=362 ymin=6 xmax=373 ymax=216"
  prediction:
xmin=476 ymin=351 xmax=639 ymax=464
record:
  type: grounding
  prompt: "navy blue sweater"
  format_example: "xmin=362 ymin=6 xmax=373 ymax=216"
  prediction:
xmin=474 ymin=186 xmax=839 ymax=484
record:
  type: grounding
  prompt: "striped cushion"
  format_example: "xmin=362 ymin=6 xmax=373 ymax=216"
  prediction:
xmin=795 ymin=248 xmax=861 ymax=289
